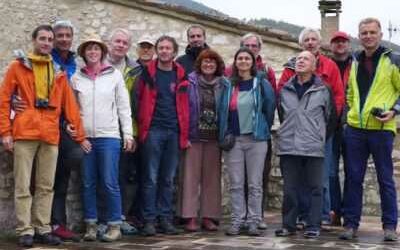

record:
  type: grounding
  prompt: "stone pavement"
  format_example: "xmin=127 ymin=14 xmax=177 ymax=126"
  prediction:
xmin=0 ymin=212 xmax=399 ymax=250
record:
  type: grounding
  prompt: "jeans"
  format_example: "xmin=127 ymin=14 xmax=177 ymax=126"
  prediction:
xmin=342 ymin=126 xmax=398 ymax=230
xmin=51 ymin=130 xmax=84 ymax=226
xmin=82 ymin=138 xmax=122 ymax=225
xmin=141 ymin=128 xmax=180 ymax=223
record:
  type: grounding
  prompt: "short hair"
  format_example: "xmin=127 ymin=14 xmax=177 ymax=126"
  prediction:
xmin=298 ymin=28 xmax=322 ymax=45
xmin=186 ymin=24 xmax=206 ymax=39
xmin=231 ymin=47 xmax=257 ymax=85
xmin=32 ymin=25 xmax=54 ymax=39
xmin=155 ymin=35 xmax=179 ymax=54
xmin=194 ymin=49 xmax=225 ymax=76
xmin=240 ymin=33 xmax=262 ymax=48
xmin=108 ymin=28 xmax=132 ymax=45
xmin=53 ymin=20 xmax=74 ymax=34
xmin=359 ymin=17 xmax=381 ymax=30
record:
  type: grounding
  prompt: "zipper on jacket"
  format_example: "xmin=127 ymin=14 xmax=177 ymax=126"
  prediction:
xmin=92 ymin=78 xmax=96 ymax=138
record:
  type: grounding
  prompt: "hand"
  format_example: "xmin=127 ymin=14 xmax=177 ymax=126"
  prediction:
xmin=376 ymin=110 xmax=395 ymax=123
xmin=12 ymin=95 xmax=27 ymax=113
xmin=66 ymin=124 xmax=77 ymax=138
xmin=123 ymin=138 xmax=135 ymax=152
xmin=80 ymin=139 xmax=92 ymax=154
xmin=2 ymin=135 xmax=14 ymax=152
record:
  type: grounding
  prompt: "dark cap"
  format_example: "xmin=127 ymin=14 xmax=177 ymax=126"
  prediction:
xmin=330 ymin=31 xmax=350 ymax=43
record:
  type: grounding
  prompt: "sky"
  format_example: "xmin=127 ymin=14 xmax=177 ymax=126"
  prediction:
xmin=195 ymin=0 xmax=400 ymax=45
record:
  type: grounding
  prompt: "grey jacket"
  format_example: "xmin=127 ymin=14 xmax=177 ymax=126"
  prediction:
xmin=276 ymin=75 xmax=335 ymax=157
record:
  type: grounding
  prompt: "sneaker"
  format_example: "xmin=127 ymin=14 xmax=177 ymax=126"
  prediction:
xmin=101 ymin=225 xmax=122 ymax=242
xmin=303 ymin=230 xmax=320 ymax=239
xmin=185 ymin=218 xmax=199 ymax=232
xmin=275 ymin=228 xmax=296 ymax=237
xmin=248 ymin=223 xmax=262 ymax=236
xmin=296 ymin=218 xmax=307 ymax=230
xmin=384 ymin=229 xmax=398 ymax=242
xmin=321 ymin=220 xmax=331 ymax=226
xmin=96 ymin=223 xmax=107 ymax=238
xmin=18 ymin=234 xmax=33 ymax=247
xmin=141 ymin=223 xmax=156 ymax=236
xmin=120 ymin=220 xmax=138 ymax=235
xmin=258 ymin=221 xmax=268 ymax=230
xmin=84 ymin=223 xmax=97 ymax=242
xmin=202 ymin=218 xmax=218 ymax=231
xmin=339 ymin=227 xmax=357 ymax=240
xmin=158 ymin=218 xmax=179 ymax=235
xmin=34 ymin=233 xmax=62 ymax=245
xmin=52 ymin=225 xmax=80 ymax=242
xmin=225 ymin=223 xmax=241 ymax=236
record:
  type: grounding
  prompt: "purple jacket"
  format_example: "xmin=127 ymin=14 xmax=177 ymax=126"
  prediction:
xmin=188 ymin=72 xmax=227 ymax=142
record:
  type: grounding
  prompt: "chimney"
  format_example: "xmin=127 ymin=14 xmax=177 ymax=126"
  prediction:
xmin=319 ymin=0 xmax=342 ymax=44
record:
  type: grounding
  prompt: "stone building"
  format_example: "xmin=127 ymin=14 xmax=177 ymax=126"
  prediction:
xmin=0 ymin=0 xmax=398 ymax=231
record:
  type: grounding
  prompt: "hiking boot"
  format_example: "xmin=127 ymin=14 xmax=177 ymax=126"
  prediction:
xmin=158 ymin=218 xmax=179 ymax=235
xmin=384 ymin=229 xmax=398 ymax=242
xmin=18 ymin=234 xmax=33 ymax=247
xmin=339 ymin=227 xmax=357 ymax=240
xmin=185 ymin=218 xmax=199 ymax=232
xmin=83 ymin=223 xmax=97 ymax=241
xmin=141 ymin=223 xmax=156 ymax=236
xmin=96 ymin=223 xmax=107 ymax=238
xmin=303 ymin=230 xmax=320 ymax=239
xmin=52 ymin=225 xmax=80 ymax=242
xmin=225 ymin=223 xmax=241 ymax=236
xmin=258 ymin=221 xmax=268 ymax=230
xmin=34 ymin=233 xmax=61 ymax=245
xmin=120 ymin=220 xmax=138 ymax=235
xmin=101 ymin=225 xmax=122 ymax=242
xmin=202 ymin=218 xmax=218 ymax=231
xmin=248 ymin=223 xmax=262 ymax=236
xmin=275 ymin=228 xmax=296 ymax=237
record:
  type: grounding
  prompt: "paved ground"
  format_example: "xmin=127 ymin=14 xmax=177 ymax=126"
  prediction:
xmin=0 ymin=212 xmax=399 ymax=250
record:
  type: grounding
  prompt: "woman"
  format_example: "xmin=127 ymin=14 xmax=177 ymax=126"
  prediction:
xmin=218 ymin=47 xmax=275 ymax=236
xmin=181 ymin=49 xmax=227 ymax=232
xmin=71 ymin=35 xmax=134 ymax=242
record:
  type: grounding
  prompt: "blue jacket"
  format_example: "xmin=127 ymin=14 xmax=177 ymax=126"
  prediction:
xmin=51 ymin=49 xmax=76 ymax=81
xmin=217 ymin=74 xmax=275 ymax=143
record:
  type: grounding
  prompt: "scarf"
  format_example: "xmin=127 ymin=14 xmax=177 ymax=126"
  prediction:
xmin=28 ymin=53 xmax=54 ymax=101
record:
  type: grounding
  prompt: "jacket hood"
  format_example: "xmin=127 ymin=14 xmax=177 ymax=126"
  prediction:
xmin=184 ymin=43 xmax=210 ymax=59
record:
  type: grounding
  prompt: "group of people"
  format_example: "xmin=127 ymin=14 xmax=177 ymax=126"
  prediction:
xmin=0 ymin=15 xmax=399 ymax=248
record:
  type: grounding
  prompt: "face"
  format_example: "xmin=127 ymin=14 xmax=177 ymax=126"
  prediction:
xmin=359 ymin=22 xmax=382 ymax=51
xmin=188 ymin=27 xmax=205 ymax=48
xmin=295 ymin=51 xmax=316 ymax=74
xmin=235 ymin=51 xmax=254 ymax=72
xmin=108 ymin=32 xmax=131 ymax=59
xmin=242 ymin=36 xmax=260 ymax=57
xmin=32 ymin=29 xmax=54 ymax=55
xmin=330 ymin=38 xmax=351 ymax=58
xmin=84 ymin=43 xmax=103 ymax=65
xmin=156 ymin=39 xmax=176 ymax=63
xmin=137 ymin=42 xmax=155 ymax=63
xmin=301 ymin=32 xmax=321 ymax=55
xmin=200 ymin=58 xmax=217 ymax=76
xmin=53 ymin=27 xmax=73 ymax=52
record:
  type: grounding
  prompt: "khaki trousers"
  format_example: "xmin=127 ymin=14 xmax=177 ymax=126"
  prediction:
xmin=14 ymin=140 xmax=58 ymax=236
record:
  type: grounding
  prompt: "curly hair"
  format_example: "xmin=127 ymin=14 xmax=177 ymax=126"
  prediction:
xmin=194 ymin=49 xmax=225 ymax=77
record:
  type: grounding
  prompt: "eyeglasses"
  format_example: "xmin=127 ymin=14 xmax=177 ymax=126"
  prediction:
xmin=244 ymin=44 xmax=259 ymax=48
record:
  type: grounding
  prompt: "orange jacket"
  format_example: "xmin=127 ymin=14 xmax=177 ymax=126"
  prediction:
xmin=0 ymin=58 xmax=85 ymax=145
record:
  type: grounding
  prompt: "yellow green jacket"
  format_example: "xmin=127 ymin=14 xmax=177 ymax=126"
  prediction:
xmin=347 ymin=47 xmax=400 ymax=133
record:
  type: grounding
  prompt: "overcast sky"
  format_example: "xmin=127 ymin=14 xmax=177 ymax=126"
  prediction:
xmin=196 ymin=0 xmax=400 ymax=45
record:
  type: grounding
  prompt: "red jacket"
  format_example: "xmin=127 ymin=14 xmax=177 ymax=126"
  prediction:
xmin=277 ymin=54 xmax=344 ymax=115
xmin=137 ymin=59 xmax=189 ymax=149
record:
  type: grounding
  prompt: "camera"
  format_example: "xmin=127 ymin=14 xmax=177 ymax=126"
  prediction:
xmin=35 ymin=99 xmax=49 ymax=109
xmin=371 ymin=107 xmax=385 ymax=118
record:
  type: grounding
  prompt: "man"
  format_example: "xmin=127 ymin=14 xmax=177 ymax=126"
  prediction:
xmin=278 ymin=28 xmax=344 ymax=226
xmin=176 ymin=24 xmax=209 ymax=74
xmin=137 ymin=35 xmax=189 ymax=236
xmin=340 ymin=17 xmax=400 ymax=241
xmin=0 ymin=25 xmax=89 ymax=247
xmin=136 ymin=36 xmax=155 ymax=66
xmin=328 ymin=31 xmax=353 ymax=226
xmin=275 ymin=50 xmax=335 ymax=238
xmin=104 ymin=28 xmax=141 ymax=235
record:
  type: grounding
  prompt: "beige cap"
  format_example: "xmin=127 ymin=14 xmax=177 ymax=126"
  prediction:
xmin=77 ymin=34 xmax=108 ymax=58
xmin=137 ymin=36 xmax=154 ymax=46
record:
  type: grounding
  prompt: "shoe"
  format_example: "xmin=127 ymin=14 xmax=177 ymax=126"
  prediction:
xmin=275 ymin=228 xmax=296 ymax=237
xmin=158 ymin=218 xmax=179 ymax=235
xmin=141 ymin=223 xmax=156 ymax=236
xmin=330 ymin=211 xmax=342 ymax=227
xmin=225 ymin=223 xmax=241 ymax=236
xmin=18 ymin=234 xmax=33 ymax=247
xmin=83 ymin=223 xmax=97 ymax=241
xmin=202 ymin=218 xmax=218 ymax=231
xmin=258 ymin=221 xmax=268 ymax=230
xmin=303 ymin=230 xmax=320 ymax=238
xmin=101 ymin=225 xmax=122 ymax=242
xmin=34 ymin=233 xmax=62 ymax=245
xmin=339 ymin=227 xmax=357 ymax=240
xmin=96 ymin=223 xmax=107 ymax=238
xmin=321 ymin=220 xmax=331 ymax=226
xmin=384 ymin=229 xmax=398 ymax=242
xmin=185 ymin=218 xmax=199 ymax=232
xmin=248 ymin=223 xmax=262 ymax=236
xmin=120 ymin=220 xmax=138 ymax=235
xmin=52 ymin=225 xmax=80 ymax=242
xmin=296 ymin=218 xmax=307 ymax=230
